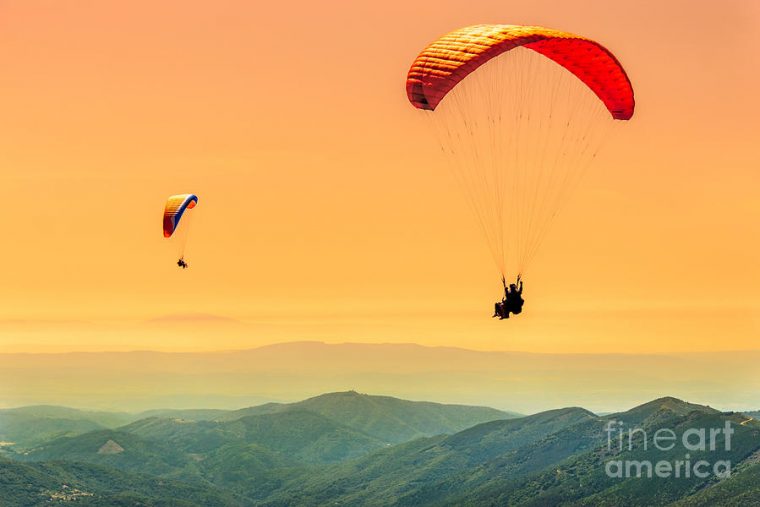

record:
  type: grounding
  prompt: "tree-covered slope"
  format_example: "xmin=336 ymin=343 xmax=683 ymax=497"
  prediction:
xmin=0 ymin=406 xmax=133 ymax=449
xmin=0 ymin=456 xmax=242 ymax=507
xmin=260 ymin=398 xmax=760 ymax=507
xmin=218 ymin=390 xmax=518 ymax=443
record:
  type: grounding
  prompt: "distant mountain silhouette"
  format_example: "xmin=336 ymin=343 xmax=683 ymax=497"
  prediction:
xmin=2 ymin=342 xmax=758 ymax=413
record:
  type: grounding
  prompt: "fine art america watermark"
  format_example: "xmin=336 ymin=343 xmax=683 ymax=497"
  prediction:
xmin=604 ymin=420 xmax=734 ymax=479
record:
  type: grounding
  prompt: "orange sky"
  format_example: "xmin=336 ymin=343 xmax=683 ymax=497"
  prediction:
xmin=0 ymin=0 xmax=758 ymax=354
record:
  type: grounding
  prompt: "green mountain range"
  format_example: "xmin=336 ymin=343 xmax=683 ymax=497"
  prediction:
xmin=1 ymin=392 xmax=758 ymax=506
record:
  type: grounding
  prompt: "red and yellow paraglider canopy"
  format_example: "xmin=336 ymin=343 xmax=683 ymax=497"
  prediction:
xmin=407 ymin=24 xmax=634 ymax=119
xmin=405 ymin=24 xmax=634 ymax=281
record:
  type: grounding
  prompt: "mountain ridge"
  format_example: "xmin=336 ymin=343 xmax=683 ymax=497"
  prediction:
xmin=3 ymin=394 xmax=759 ymax=506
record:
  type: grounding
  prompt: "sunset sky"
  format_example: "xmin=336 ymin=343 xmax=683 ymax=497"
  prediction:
xmin=0 ymin=0 xmax=758 ymax=354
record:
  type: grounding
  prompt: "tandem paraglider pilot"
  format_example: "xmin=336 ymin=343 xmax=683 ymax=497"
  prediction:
xmin=493 ymin=276 xmax=524 ymax=320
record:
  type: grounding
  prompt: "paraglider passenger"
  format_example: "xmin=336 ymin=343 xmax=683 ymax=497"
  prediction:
xmin=493 ymin=300 xmax=508 ymax=319
xmin=492 ymin=276 xmax=509 ymax=319
xmin=177 ymin=258 xmax=188 ymax=269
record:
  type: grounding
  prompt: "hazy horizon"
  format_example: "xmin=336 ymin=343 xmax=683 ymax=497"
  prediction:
xmin=3 ymin=341 xmax=758 ymax=414
xmin=2 ymin=389 xmax=756 ymax=417
xmin=4 ymin=337 xmax=760 ymax=355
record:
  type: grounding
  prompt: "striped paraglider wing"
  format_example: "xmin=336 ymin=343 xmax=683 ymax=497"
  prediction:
xmin=406 ymin=24 xmax=634 ymax=120
xmin=163 ymin=194 xmax=198 ymax=238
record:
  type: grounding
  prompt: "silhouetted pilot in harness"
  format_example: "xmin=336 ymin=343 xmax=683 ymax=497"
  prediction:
xmin=492 ymin=275 xmax=524 ymax=320
xmin=177 ymin=258 xmax=188 ymax=269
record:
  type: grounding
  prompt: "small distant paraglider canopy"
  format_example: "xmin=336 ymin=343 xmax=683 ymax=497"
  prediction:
xmin=163 ymin=194 xmax=198 ymax=238
xmin=163 ymin=194 xmax=198 ymax=268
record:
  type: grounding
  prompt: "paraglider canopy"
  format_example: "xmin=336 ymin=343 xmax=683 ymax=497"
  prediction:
xmin=407 ymin=24 xmax=634 ymax=119
xmin=163 ymin=194 xmax=198 ymax=238
xmin=405 ymin=24 xmax=634 ymax=281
